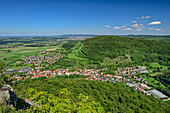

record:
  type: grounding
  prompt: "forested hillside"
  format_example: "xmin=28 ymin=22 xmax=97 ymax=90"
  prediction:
xmin=154 ymin=72 xmax=170 ymax=87
xmin=13 ymin=78 xmax=170 ymax=112
xmin=81 ymin=36 xmax=170 ymax=65
xmin=122 ymin=35 xmax=170 ymax=41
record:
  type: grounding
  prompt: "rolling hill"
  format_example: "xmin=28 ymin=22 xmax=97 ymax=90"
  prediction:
xmin=80 ymin=36 xmax=170 ymax=65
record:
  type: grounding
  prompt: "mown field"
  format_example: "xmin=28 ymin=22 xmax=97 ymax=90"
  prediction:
xmin=67 ymin=42 xmax=89 ymax=60
xmin=0 ymin=46 xmax=60 ymax=62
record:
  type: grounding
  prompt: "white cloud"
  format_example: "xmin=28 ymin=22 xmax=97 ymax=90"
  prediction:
xmin=131 ymin=23 xmax=139 ymax=27
xmin=141 ymin=16 xmax=151 ymax=19
xmin=122 ymin=28 xmax=132 ymax=31
xmin=145 ymin=16 xmax=151 ymax=19
xmin=148 ymin=28 xmax=154 ymax=30
xmin=121 ymin=26 xmax=126 ymax=27
xmin=104 ymin=25 xmax=111 ymax=28
xmin=155 ymin=29 xmax=163 ymax=31
xmin=131 ymin=21 xmax=137 ymax=23
xmin=148 ymin=21 xmax=161 ymax=25
xmin=113 ymin=27 xmax=121 ymax=30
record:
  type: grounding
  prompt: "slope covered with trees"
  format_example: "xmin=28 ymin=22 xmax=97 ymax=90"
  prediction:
xmin=13 ymin=78 xmax=170 ymax=112
xmin=122 ymin=35 xmax=170 ymax=41
xmin=153 ymin=72 xmax=170 ymax=96
xmin=81 ymin=36 xmax=170 ymax=65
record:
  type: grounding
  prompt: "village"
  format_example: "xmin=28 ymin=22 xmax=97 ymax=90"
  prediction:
xmin=7 ymin=61 xmax=169 ymax=100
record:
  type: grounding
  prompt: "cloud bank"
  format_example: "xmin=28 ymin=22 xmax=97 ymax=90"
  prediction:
xmin=148 ymin=21 xmax=161 ymax=25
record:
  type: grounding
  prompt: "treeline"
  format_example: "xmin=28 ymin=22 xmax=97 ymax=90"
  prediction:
xmin=154 ymin=72 xmax=170 ymax=97
xmin=24 ymin=44 xmax=46 ymax=47
xmin=13 ymin=78 xmax=170 ymax=112
xmin=0 ymin=40 xmax=34 ymax=44
xmin=154 ymin=72 xmax=170 ymax=87
xmin=62 ymin=40 xmax=78 ymax=49
xmin=123 ymin=35 xmax=170 ymax=41
xmin=0 ymin=37 xmax=63 ymax=45
xmin=81 ymin=36 xmax=170 ymax=65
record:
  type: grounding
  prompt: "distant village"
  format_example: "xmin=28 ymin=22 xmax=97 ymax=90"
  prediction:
xmin=6 ymin=57 xmax=168 ymax=100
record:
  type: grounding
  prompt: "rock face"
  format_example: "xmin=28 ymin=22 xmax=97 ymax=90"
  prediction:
xmin=0 ymin=84 xmax=18 ymax=106
xmin=0 ymin=84 xmax=39 ymax=111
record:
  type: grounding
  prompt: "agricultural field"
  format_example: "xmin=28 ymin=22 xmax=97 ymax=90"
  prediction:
xmin=0 ymin=37 xmax=68 ymax=62
xmin=0 ymin=37 xmax=70 ymax=71
xmin=0 ymin=46 xmax=61 ymax=62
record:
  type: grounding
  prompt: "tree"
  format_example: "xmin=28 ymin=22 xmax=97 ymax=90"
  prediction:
xmin=26 ymin=88 xmax=104 ymax=113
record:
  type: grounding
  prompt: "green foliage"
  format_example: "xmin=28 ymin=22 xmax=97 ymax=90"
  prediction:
xmin=154 ymin=72 xmax=170 ymax=86
xmin=81 ymin=36 xmax=170 ymax=65
xmin=67 ymin=42 xmax=89 ymax=60
xmin=25 ymin=88 xmax=104 ymax=113
xmin=123 ymin=35 xmax=170 ymax=41
xmin=62 ymin=40 xmax=78 ymax=49
xmin=0 ymin=63 xmax=7 ymax=87
xmin=24 ymin=44 xmax=46 ymax=47
xmin=13 ymin=78 xmax=170 ymax=112
xmin=154 ymin=72 xmax=170 ymax=96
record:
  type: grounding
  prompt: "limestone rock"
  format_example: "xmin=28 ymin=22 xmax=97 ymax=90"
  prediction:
xmin=0 ymin=84 xmax=18 ymax=106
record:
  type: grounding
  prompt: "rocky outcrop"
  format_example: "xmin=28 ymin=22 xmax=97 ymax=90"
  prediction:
xmin=0 ymin=84 xmax=40 ymax=111
xmin=25 ymin=98 xmax=40 ymax=108
xmin=0 ymin=84 xmax=18 ymax=106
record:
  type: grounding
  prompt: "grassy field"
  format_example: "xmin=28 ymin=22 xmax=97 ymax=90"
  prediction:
xmin=9 ymin=64 xmax=32 ymax=70
xmin=145 ymin=62 xmax=169 ymax=76
xmin=150 ymin=62 xmax=168 ymax=69
xmin=150 ymin=72 xmax=164 ymax=76
xmin=165 ymin=100 xmax=170 ymax=104
xmin=67 ymin=42 xmax=89 ymax=60
xmin=143 ymin=76 xmax=166 ymax=88
xmin=0 ymin=46 xmax=60 ymax=62
xmin=0 ymin=58 xmax=5 ymax=62
xmin=0 ymin=42 xmax=23 ymax=47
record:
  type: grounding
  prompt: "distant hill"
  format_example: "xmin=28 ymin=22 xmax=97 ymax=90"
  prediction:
xmin=81 ymin=36 xmax=170 ymax=65
xmin=1 ymin=35 xmax=169 ymax=41
xmin=121 ymin=35 xmax=170 ymax=41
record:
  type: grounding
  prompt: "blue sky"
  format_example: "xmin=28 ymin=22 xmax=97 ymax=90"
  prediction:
xmin=0 ymin=0 xmax=170 ymax=36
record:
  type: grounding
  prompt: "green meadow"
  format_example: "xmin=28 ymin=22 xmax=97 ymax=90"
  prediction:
xmin=150 ymin=62 xmax=168 ymax=69
xmin=67 ymin=42 xmax=89 ymax=60
xmin=0 ymin=46 xmax=60 ymax=62
xmin=143 ymin=76 xmax=166 ymax=88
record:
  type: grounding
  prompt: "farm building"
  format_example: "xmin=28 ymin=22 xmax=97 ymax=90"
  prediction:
xmin=7 ymin=69 xmax=17 ymax=74
xmin=140 ymin=70 xmax=149 ymax=73
xmin=150 ymin=89 xmax=168 ymax=99
xmin=19 ymin=67 xmax=31 ymax=72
